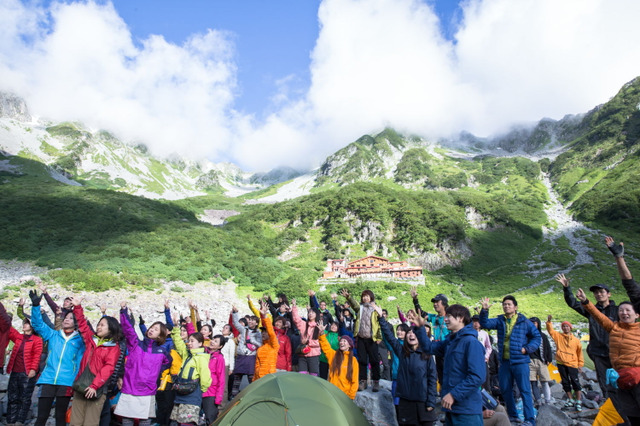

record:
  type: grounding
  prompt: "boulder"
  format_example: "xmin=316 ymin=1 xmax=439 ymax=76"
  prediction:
xmin=354 ymin=380 xmax=397 ymax=426
xmin=535 ymin=403 xmax=572 ymax=426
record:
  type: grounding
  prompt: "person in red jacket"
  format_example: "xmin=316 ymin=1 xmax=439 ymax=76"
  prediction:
xmin=0 ymin=301 xmax=44 ymax=426
xmin=273 ymin=316 xmax=292 ymax=372
xmin=69 ymin=297 xmax=123 ymax=426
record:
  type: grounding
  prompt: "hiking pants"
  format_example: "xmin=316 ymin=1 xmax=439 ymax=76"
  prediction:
xmin=499 ymin=359 xmax=535 ymax=424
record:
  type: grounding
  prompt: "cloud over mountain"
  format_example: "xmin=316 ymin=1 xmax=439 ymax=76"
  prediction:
xmin=2 ymin=0 xmax=640 ymax=171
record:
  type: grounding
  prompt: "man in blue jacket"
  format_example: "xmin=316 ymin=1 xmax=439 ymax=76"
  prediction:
xmin=480 ymin=295 xmax=541 ymax=426
xmin=411 ymin=304 xmax=486 ymax=426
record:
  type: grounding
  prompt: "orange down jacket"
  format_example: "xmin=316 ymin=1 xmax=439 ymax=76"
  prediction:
xmin=253 ymin=314 xmax=279 ymax=382
xmin=546 ymin=321 xmax=583 ymax=368
xmin=584 ymin=301 xmax=640 ymax=370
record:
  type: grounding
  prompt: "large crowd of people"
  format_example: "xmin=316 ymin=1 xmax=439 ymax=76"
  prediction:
xmin=1 ymin=236 xmax=639 ymax=426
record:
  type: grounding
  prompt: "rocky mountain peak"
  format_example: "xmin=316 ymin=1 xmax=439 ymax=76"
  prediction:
xmin=0 ymin=92 xmax=31 ymax=122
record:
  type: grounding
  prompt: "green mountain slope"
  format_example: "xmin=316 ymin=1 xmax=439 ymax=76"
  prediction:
xmin=549 ymin=77 xmax=640 ymax=233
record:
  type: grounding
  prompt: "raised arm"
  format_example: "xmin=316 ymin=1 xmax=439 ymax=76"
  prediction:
xmin=163 ymin=300 xmax=174 ymax=330
xmin=580 ymin=292 xmax=615 ymax=333
xmin=119 ymin=303 xmax=140 ymax=351
xmin=478 ymin=298 xmax=499 ymax=330
xmin=261 ymin=302 xmax=279 ymax=350
xmin=607 ymin=237 xmax=640 ymax=305
xmin=72 ymin=299 xmax=95 ymax=349
xmin=557 ymin=274 xmax=590 ymax=318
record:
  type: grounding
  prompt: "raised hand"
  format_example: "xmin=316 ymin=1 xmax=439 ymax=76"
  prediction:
xmin=18 ymin=297 xmax=25 ymax=307
xmin=164 ymin=299 xmax=170 ymax=310
xmin=317 ymin=320 xmax=326 ymax=332
xmin=291 ymin=299 xmax=297 ymax=307
xmin=307 ymin=289 xmax=315 ymax=296
xmin=480 ymin=297 xmax=491 ymax=310
xmin=231 ymin=305 xmax=238 ymax=313
xmin=28 ymin=290 xmax=42 ymax=306
xmin=605 ymin=236 xmax=624 ymax=258
xmin=547 ymin=315 xmax=552 ymax=322
xmin=71 ymin=296 xmax=83 ymax=306
xmin=410 ymin=286 xmax=418 ymax=299
xmin=371 ymin=303 xmax=383 ymax=317
xmin=331 ymin=293 xmax=338 ymax=300
xmin=555 ymin=273 xmax=570 ymax=287
xmin=120 ymin=301 xmax=127 ymax=309
xmin=339 ymin=289 xmax=349 ymax=298
xmin=259 ymin=301 xmax=269 ymax=316
xmin=576 ymin=288 xmax=587 ymax=303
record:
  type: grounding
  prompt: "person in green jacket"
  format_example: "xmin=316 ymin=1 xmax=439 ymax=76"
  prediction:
xmin=170 ymin=320 xmax=212 ymax=426
xmin=319 ymin=321 xmax=340 ymax=380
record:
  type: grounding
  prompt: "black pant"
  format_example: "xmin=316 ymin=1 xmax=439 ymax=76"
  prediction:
xmin=7 ymin=372 xmax=37 ymax=423
xmin=35 ymin=396 xmax=71 ymax=426
xmin=319 ymin=361 xmax=329 ymax=380
xmin=356 ymin=337 xmax=380 ymax=381
xmin=155 ymin=386 xmax=176 ymax=426
xmin=378 ymin=342 xmax=391 ymax=381
xmin=202 ymin=396 xmax=219 ymax=424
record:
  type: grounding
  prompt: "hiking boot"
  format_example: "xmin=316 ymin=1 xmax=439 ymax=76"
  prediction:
xmin=564 ymin=400 xmax=574 ymax=408
xmin=575 ymin=401 xmax=582 ymax=412
xmin=508 ymin=416 xmax=522 ymax=424
xmin=358 ymin=380 xmax=367 ymax=391
xmin=372 ymin=380 xmax=380 ymax=392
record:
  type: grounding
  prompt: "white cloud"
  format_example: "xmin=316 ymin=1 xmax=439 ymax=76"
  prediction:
xmin=2 ymin=0 xmax=640 ymax=172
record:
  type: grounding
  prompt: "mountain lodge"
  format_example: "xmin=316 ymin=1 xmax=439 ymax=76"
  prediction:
xmin=322 ymin=255 xmax=423 ymax=279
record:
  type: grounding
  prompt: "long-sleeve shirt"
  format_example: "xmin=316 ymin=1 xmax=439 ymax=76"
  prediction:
xmin=545 ymin=322 xmax=583 ymax=369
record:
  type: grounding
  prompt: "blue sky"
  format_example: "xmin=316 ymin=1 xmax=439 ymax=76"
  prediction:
xmin=2 ymin=0 xmax=640 ymax=171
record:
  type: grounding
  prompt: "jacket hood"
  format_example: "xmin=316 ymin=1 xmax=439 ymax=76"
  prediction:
xmin=454 ymin=323 xmax=478 ymax=339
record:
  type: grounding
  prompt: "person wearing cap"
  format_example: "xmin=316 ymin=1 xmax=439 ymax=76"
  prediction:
xmin=317 ymin=323 xmax=359 ymax=400
xmin=410 ymin=287 xmax=450 ymax=386
xmin=479 ymin=295 xmax=540 ymax=426
xmin=557 ymin=273 xmax=618 ymax=399
xmin=546 ymin=315 xmax=584 ymax=411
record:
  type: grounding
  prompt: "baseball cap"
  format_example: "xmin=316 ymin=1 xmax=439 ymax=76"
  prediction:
xmin=431 ymin=294 xmax=448 ymax=304
xmin=589 ymin=284 xmax=610 ymax=292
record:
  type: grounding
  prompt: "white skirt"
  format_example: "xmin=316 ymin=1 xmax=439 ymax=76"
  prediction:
xmin=113 ymin=393 xmax=156 ymax=419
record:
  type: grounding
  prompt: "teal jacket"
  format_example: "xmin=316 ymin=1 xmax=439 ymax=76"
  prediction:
xmin=31 ymin=305 xmax=85 ymax=386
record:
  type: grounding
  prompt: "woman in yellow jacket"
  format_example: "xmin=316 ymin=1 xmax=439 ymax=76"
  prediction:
xmin=317 ymin=321 xmax=359 ymax=399
xmin=546 ymin=315 xmax=584 ymax=411
xmin=253 ymin=301 xmax=279 ymax=381
xmin=169 ymin=323 xmax=212 ymax=425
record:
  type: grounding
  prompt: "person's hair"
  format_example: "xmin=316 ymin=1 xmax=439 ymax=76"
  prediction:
xmin=446 ymin=304 xmax=471 ymax=325
xmin=304 ymin=313 xmax=321 ymax=340
xmin=63 ymin=311 xmax=78 ymax=329
xmin=396 ymin=323 xmax=410 ymax=335
xmin=98 ymin=316 xmax=124 ymax=342
xmin=148 ymin=321 xmax=169 ymax=345
xmin=361 ymin=290 xmax=375 ymax=303
xmin=382 ymin=309 xmax=388 ymax=315
xmin=618 ymin=301 xmax=639 ymax=313
xmin=189 ymin=332 xmax=205 ymax=345
xmin=330 ymin=340 xmax=355 ymax=382
xmin=239 ymin=318 xmax=248 ymax=327
xmin=402 ymin=327 xmax=429 ymax=360
xmin=248 ymin=316 xmax=259 ymax=327
xmin=277 ymin=293 xmax=289 ymax=306
xmin=200 ymin=324 xmax=213 ymax=337
xmin=529 ymin=317 xmax=542 ymax=331
xmin=342 ymin=308 xmax=351 ymax=316
xmin=307 ymin=307 xmax=321 ymax=322
xmin=212 ymin=334 xmax=226 ymax=348
xmin=273 ymin=316 xmax=286 ymax=327
xmin=502 ymin=295 xmax=517 ymax=306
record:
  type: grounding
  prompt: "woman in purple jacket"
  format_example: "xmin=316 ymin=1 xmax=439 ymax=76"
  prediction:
xmin=114 ymin=302 xmax=171 ymax=426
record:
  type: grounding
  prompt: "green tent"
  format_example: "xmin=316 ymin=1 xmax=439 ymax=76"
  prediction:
xmin=213 ymin=372 xmax=370 ymax=426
